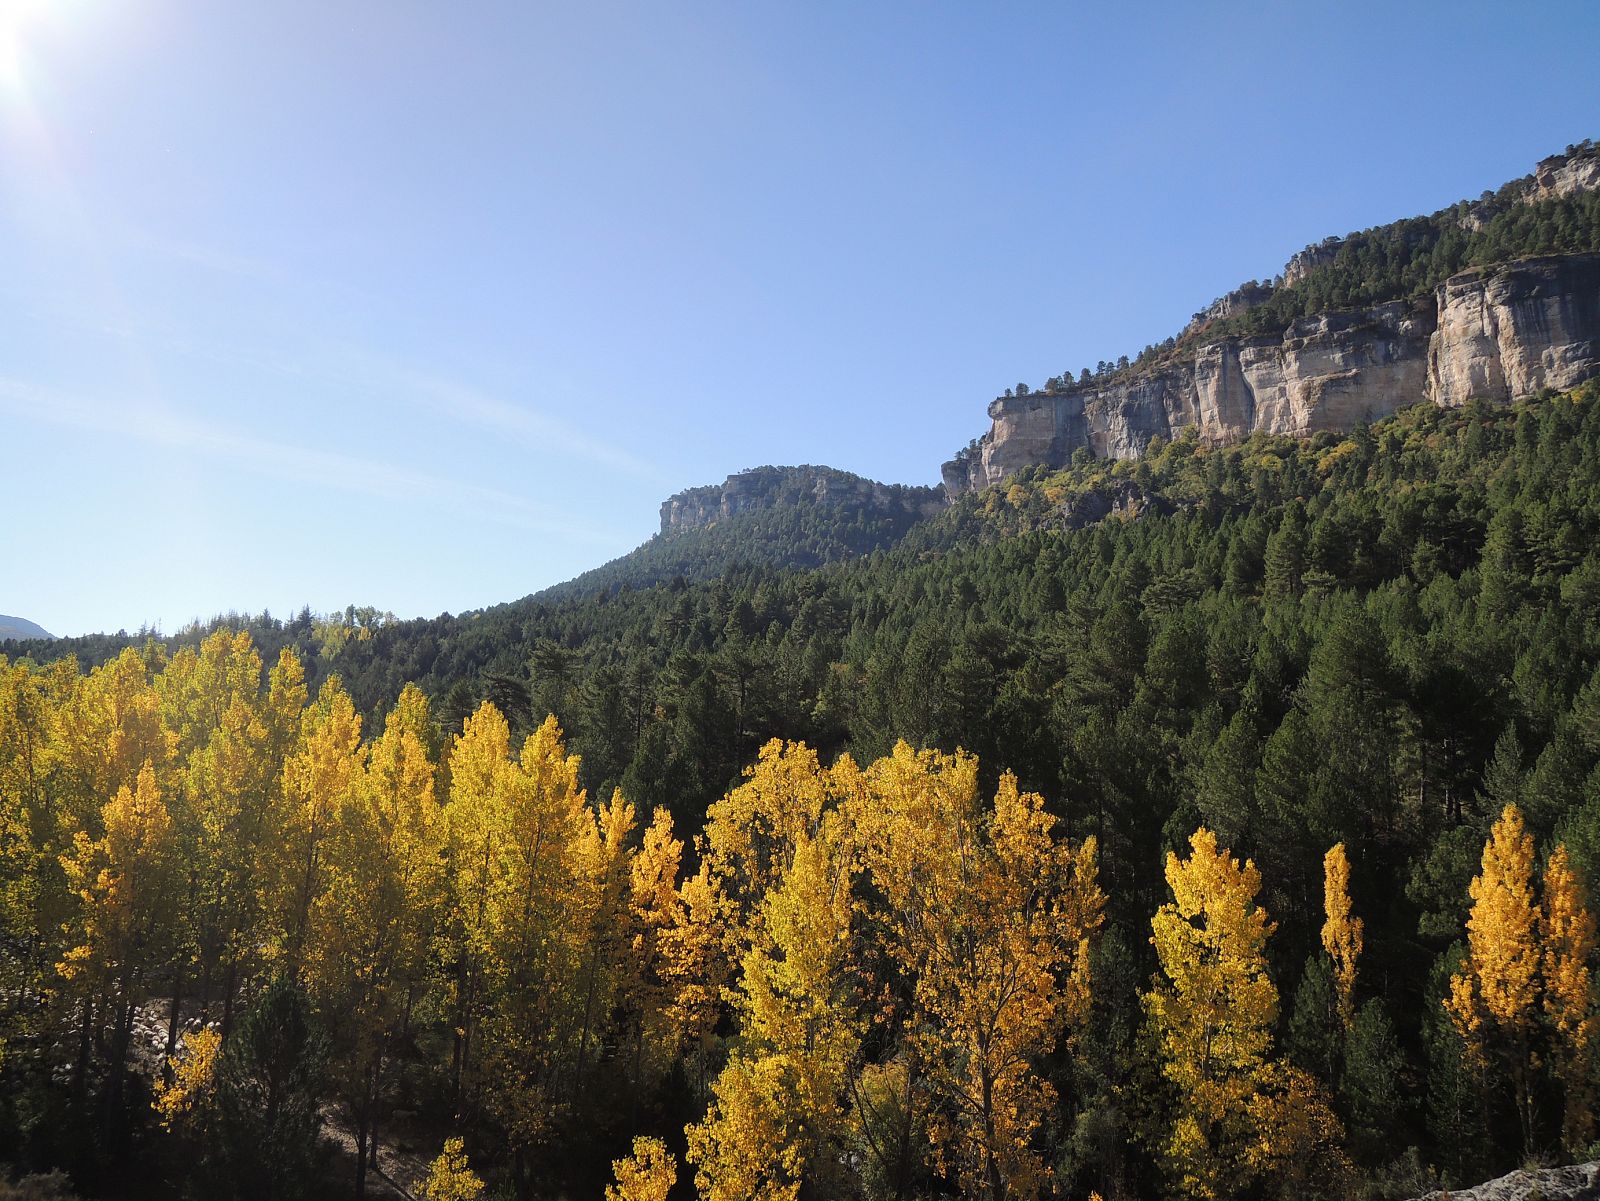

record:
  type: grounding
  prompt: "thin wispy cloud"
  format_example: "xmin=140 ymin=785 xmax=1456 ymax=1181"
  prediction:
xmin=4 ymin=289 xmax=674 ymax=489
xmin=0 ymin=377 xmax=630 ymax=545
xmin=375 ymin=363 xmax=674 ymax=486
xmin=123 ymin=228 xmax=293 ymax=287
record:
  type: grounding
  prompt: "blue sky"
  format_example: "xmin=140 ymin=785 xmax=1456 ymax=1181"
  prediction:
xmin=4 ymin=1 xmax=1598 ymax=636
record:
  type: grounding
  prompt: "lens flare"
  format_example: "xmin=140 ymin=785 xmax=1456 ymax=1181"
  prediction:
xmin=0 ymin=0 xmax=85 ymax=100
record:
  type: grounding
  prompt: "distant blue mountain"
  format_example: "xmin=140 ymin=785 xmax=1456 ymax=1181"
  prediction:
xmin=0 ymin=615 xmax=54 ymax=641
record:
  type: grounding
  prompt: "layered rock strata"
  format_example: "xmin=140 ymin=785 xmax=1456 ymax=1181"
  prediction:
xmin=944 ymin=252 xmax=1600 ymax=496
xmin=1429 ymin=253 xmax=1600 ymax=406
xmin=661 ymin=465 xmax=945 ymax=536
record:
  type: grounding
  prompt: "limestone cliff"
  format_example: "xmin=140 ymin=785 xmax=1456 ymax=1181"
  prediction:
xmin=1428 ymin=254 xmax=1600 ymax=406
xmin=943 ymin=142 xmax=1600 ymax=497
xmin=661 ymin=465 xmax=944 ymax=537
xmin=1529 ymin=144 xmax=1600 ymax=203
xmin=944 ymin=300 xmax=1439 ymax=494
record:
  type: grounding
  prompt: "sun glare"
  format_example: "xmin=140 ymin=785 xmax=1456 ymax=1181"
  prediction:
xmin=0 ymin=0 xmax=84 ymax=99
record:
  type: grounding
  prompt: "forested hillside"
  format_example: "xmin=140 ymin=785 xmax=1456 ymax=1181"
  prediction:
xmin=534 ymin=466 xmax=942 ymax=603
xmin=7 ymin=384 xmax=1600 ymax=1198
xmin=0 ymin=617 xmax=53 ymax=643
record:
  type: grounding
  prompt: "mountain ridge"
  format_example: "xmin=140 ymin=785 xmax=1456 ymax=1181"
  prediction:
xmin=943 ymin=141 xmax=1600 ymax=495
xmin=532 ymin=464 xmax=944 ymax=603
xmin=0 ymin=614 xmax=54 ymax=642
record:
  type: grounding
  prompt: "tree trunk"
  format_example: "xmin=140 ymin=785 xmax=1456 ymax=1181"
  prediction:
xmin=221 ymin=956 xmax=238 ymax=1039
xmin=982 ymin=1066 xmax=1004 ymax=1201
xmin=165 ymin=966 xmax=184 ymax=1060
xmin=73 ymin=996 xmax=95 ymax=1104
xmin=367 ymin=1056 xmax=382 ymax=1168
xmin=573 ymin=937 xmax=603 ymax=1098
xmin=893 ymin=1051 xmax=921 ymax=1201
xmin=354 ymin=1115 xmax=369 ymax=1199
xmin=1516 ymin=1033 xmax=1536 ymax=1159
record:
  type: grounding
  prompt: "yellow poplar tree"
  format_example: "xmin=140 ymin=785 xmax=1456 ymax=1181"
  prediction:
xmin=54 ymin=647 xmax=172 ymax=835
xmin=702 ymin=739 xmax=835 ymax=955
xmin=1321 ymin=842 xmax=1363 ymax=1029
xmin=274 ymin=675 xmax=364 ymax=974
xmin=143 ymin=638 xmax=305 ymax=1051
xmin=58 ymin=761 xmax=178 ymax=1098
xmin=608 ymin=1136 xmax=677 ymax=1201
xmin=156 ymin=632 xmax=269 ymax=760
xmin=1446 ymin=804 xmax=1541 ymax=1154
xmin=306 ymin=683 xmax=443 ymax=1198
xmin=1146 ymin=827 xmax=1345 ymax=1201
xmin=662 ymin=857 xmax=729 ymax=1098
xmin=153 ymin=1026 xmax=221 ymax=1132
xmin=0 ymin=656 xmax=69 ymax=1064
xmin=442 ymin=699 xmax=516 ymax=1099
xmin=688 ymin=817 xmax=861 ymax=1201
xmin=176 ymin=638 xmax=281 ymax=1036
xmin=1540 ymin=844 xmax=1597 ymax=1152
xmin=420 ymin=1136 xmax=485 ymax=1201
xmin=628 ymin=806 xmax=684 ymax=1085
xmin=858 ymin=743 xmax=1104 ymax=1201
xmin=569 ymin=791 xmax=639 ymax=1102
xmin=450 ymin=709 xmax=589 ymax=1174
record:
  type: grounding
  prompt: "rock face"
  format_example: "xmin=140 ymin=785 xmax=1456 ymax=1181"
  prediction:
xmin=1182 ymin=280 xmax=1275 ymax=337
xmin=946 ymin=299 xmax=1437 ymax=494
xmin=944 ymin=252 xmax=1600 ymax=496
xmin=1412 ymin=1161 xmax=1600 ymax=1201
xmin=942 ymin=143 xmax=1600 ymax=498
xmin=1284 ymin=238 xmax=1344 ymax=286
xmin=1428 ymin=254 xmax=1600 ymax=407
xmin=661 ymin=466 xmax=945 ymax=536
xmin=1530 ymin=145 xmax=1600 ymax=202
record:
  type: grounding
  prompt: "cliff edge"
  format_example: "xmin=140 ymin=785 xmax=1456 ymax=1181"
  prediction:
xmin=660 ymin=465 xmax=944 ymax=537
xmin=944 ymin=143 xmax=1600 ymax=496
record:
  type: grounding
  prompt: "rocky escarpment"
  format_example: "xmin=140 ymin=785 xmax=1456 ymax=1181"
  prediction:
xmin=944 ymin=299 xmax=1437 ymax=494
xmin=661 ymin=466 xmax=945 ymax=536
xmin=944 ymin=252 xmax=1600 ymax=496
xmin=944 ymin=143 xmax=1600 ymax=496
xmin=1429 ymin=253 xmax=1600 ymax=406
xmin=1181 ymin=280 xmax=1274 ymax=335
xmin=1528 ymin=143 xmax=1600 ymax=203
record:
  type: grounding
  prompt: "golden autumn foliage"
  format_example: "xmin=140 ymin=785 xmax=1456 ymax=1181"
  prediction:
xmin=1446 ymin=805 xmax=1542 ymax=1152
xmin=1321 ymin=842 xmax=1363 ymax=1030
xmin=446 ymin=706 xmax=597 ymax=1152
xmin=687 ymin=1055 xmax=805 ymax=1201
xmin=58 ymin=761 xmax=176 ymax=996
xmin=662 ymin=857 xmax=727 ymax=1093
xmin=1437 ymin=808 xmax=1600 ymax=1157
xmin=274 ymin=675 xmax=365 ymax=972
xmin=152 ymin=1026 xmax=221 ymax=1130
xmin=702 ymin=739 xmax=836 ymax=956
xmin=1146 ymin=828 xmax=1346 ymax=1201
xmin=689 ymin=739 xmax=1104 ymax=1201
xmin=1540 ymin=844 xmax=1597 ymax=1152
xmin=607 ymin=1135 xmax=677 ymax=1201
xmin=857 ymin=744 xmax=1103 ymax=1201
xmin=687 ymin=817 xmax=860 ymax=1201
xmin=420 ymin=1136 xmax=485 ymax=1201
xmin=1449 ymin=806 xmax=1540 ymax=1041
xmin=306 ymin=683 xmax=446 ymax=1190
xmin=622 ymin=804 xmax=689 ymax=1090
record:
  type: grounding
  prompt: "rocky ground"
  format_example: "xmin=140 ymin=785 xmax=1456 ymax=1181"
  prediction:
xmin=1414 ymin=1162 xmax=1600 ymax=1201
